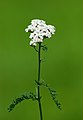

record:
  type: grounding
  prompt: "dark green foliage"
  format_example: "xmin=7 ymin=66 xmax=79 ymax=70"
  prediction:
xmin=8 ymin=92 xmax=37 ymax=112
xmin=33 ymin=44 xmax=48 ymax=52
xmin=41 ymin=44 xmax=48 ymax=52
xmin=8 ymin=81 xmax=62 ymax=112
xmin=35 ymin=80 xmax=62 ymax=110
xmin=48 ymin=88 xmax=62 ymax=110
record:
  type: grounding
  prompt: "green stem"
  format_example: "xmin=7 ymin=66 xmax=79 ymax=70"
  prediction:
xmin=37 ymin=43 xmax=43 ymax=120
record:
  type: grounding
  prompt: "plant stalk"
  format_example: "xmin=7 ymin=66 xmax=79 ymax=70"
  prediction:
xmin=37 ymin=43 xmax=43 ymax=120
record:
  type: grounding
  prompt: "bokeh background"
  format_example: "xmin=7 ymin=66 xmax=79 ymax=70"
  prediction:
xmin=0 ymin=0 xmax=83 ymax=120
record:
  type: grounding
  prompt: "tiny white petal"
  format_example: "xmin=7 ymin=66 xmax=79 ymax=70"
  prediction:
xmin=30 ymin=40 xmax=37 ymax=46
xmin=25 ymin=28 xmax=29 ymax=32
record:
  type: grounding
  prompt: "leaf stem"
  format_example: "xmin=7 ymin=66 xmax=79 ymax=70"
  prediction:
xmin=37 ymin=43 xmax=43 ymax=120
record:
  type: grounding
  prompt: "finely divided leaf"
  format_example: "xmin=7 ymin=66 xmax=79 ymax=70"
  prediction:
xmin=8 ymin=92 xmax=37 ymax=112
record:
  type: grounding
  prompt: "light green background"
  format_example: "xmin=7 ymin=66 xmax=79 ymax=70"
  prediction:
xmin=0 ymin=0 xmax=83 ymax=120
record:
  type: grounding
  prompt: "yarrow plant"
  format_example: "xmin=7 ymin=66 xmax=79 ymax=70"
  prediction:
xmin=8 ymin=19 xmax=62 ymax=120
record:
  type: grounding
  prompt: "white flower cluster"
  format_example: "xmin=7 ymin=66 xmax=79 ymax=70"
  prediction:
xmin=25 ymin=19 xmax=56 ymax=46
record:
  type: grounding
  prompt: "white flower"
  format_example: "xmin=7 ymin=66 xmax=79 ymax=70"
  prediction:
xmin=31 ymin=19 xmax=46 ymax=26
xmin=30 ymin=40 xmax=37 ymax=46
xmin=25 ymin=19 xmax=55 ymax=46
xmin=47 ymin=25 xmax=56 ymax=34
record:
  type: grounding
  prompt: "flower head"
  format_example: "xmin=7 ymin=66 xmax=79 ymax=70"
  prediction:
xmin=25 ymin=19 xmax=56 ymax=46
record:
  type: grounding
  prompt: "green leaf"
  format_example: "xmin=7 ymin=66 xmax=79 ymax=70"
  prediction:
xmin=48 ymin=87 xmax=62 ymax=110
xmin=8 ymin=92 xmax=37 ymax=112
xmin=38 ymin=80 xmax=62 ymax=110
xmin=41 ymin=45 xmax=48 ymax=52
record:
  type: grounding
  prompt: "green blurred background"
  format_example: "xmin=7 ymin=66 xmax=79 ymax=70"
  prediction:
xmin=0 ymin=0 xmax=83 ymax=119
